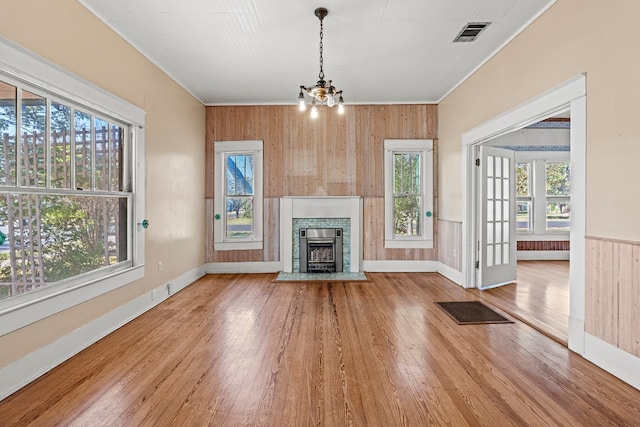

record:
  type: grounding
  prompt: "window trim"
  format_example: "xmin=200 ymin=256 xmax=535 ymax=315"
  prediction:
xmin=0 ymin=37 xmax=146 ymax=335
xmin=213 ymin=140 xmax=263 ymax=251
xmin=384 ymin=139 xmax=434 ymax=249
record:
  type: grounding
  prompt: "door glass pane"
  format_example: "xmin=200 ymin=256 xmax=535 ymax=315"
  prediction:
xmin=21 ymin=90 xmax=46 ymax=187
xmin=503 ymin=201 xmax=510 ymax=221
xmin=503 ymin=157 xmax=510 ymax=178
xmin=51 ymin=101 xmax=71 ymax=189
xmin=495 ymin=178 xmax=502 ymax=199
xmin=487 ymin=244 xmax=493 ymax=267
xmin=487 ymin=200 xmax=494 ymax=222
xmin=487 ymin=178 xmax=494 ymax=199
xmin=503 ymin=243 xmax=510 ymax=264
xmin=503 ymin=179 xmax=509 ymax=200
xmin=546 ymin=201 xmax=570 ymax=231
xmin=495 ymin=156 xmax=502 ymax=177
xmin=487 ymin=155 xmax=494 ymax=177
xmin=503 ymin=222 xmax=509 ymax=243
xmin=495 ymin=201 xmax=502 ymax=221
xmin=495 ymin=222 xmax=502 ymax=243
xmin=495 ymin=243 xmax=502 ymax=265
xmin=487 ymin=222 xmax=494 ymax=244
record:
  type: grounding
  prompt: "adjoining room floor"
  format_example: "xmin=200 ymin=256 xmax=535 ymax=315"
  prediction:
xmin=476 ymin=260 xmax=569 ymax=345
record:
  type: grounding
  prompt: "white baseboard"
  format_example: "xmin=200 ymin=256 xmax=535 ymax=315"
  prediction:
xmin=437 ymin=262 xmax=463 ymax=285
xmin=361 ymin=260 xmax=438 ymax=272
xmin=517 ymin=251 xmax=569 ymax=260
xmin=204 ymin=261 xmax=282 ymax=274
xmin=583 ymin=333 xmax=640 ymax=391
xmin=0 ymin=265 xmax=205 ymax=401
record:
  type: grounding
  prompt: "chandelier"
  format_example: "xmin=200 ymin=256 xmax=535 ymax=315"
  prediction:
xmin=298 ymin=7 xmax=344 ymax=118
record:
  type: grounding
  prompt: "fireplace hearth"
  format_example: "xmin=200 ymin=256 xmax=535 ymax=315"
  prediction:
xmin=299 ymin=228 xmax=343 ymax=273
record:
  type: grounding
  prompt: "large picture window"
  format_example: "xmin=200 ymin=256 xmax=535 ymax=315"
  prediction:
xmin=0 ymin=79 xmax=130 ymax=301
xmin=214 ymin=140 xmax=263 ymax=250
xmin=384 ymin=139 xmax=434 ymax=248
xmin=0 ymin=38 xmax=144 ymax=334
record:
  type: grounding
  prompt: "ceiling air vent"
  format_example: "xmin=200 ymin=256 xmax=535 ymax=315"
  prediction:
xmin=453 ymin=22 xmax=491 ymax=42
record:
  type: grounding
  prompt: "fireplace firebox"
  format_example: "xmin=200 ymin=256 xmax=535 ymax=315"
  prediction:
xmin=299 ymin=228 xmax=343 ymax=273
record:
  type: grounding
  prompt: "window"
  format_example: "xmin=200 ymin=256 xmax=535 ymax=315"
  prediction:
xmin=516 ymin=162 xmax=532 ymax=232
xmin=384 ymin=139 xmax=434 ymax=248
xmin=214 ymin=141 xmax=263 ymax=250
xmin=0 ymin=38 xmax=144 ymax=333
xmin=515 ymin=153 xmax=570 ymax=235
xmin=545 ymin=162 xmax=571 ymax=232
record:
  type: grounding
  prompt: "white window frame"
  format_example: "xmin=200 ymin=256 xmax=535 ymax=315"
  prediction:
xmin=0 ymin=37 xmax=146 ymax=336
xmin=515 ymin=151 xmax=570 ymax=238
xmin=214 ymin=140 xmax=263 ymax=251
xmin=384 ymin=139 xmax=434 ymax=249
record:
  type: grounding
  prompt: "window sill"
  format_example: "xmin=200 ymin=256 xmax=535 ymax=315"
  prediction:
xmin=214 ymin=241 xmax=263 ymax=251
xmin=0 ymin=265 xmax=144 ymax=336
xmin=385 ymin=239 xmax=434 ymax=249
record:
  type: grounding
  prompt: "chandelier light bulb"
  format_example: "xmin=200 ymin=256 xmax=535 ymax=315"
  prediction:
xmin=311 ymin=101 xmax=319 ymax=119
xmin=338 ymin=103 xmax=344 ymax=114
xmin=327 ymin=95 xmax=335 ymax=107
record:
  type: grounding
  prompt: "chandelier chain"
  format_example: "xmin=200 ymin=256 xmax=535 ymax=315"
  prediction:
xmin=318 ymin=17 xmax=324 ymax=80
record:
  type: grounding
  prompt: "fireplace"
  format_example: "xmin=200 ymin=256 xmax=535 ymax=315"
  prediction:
xmin=299 ymin=228 xmax=343 ymax=273
xmin=280 ymin=196 xmax=362 ymax=273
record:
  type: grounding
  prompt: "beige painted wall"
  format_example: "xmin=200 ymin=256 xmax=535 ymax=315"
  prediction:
xmin=439 ymin=0 xmax=640 ymax=242
xmin=0 ymin=0 xmax=205 ymax=366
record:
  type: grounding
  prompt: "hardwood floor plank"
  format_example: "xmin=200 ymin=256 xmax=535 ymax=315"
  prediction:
xmin=1 ymin=272 xmax=639 ymax=426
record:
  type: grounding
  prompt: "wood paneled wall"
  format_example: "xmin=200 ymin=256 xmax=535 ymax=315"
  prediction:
xmin=437 ymin=219 xmax=462 ymax=271
xmin=205 ymin=105 xmax=438 ymax=263
xmin=585 ymin=236 xmax=640 ymax=358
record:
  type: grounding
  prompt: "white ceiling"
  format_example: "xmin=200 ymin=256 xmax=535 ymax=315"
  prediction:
xmin=79 ymin=0 xmax=555 ymax=106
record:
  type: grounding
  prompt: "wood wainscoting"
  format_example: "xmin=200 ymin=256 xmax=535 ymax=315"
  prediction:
xmin=586 ymin=236 xmax=640 ymax=358
xmin=437 ymin=219 xmax=462 ymax=271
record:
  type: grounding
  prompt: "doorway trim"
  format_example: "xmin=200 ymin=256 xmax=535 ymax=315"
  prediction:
xmin=460 ymin=73 xmax=586 ymax=354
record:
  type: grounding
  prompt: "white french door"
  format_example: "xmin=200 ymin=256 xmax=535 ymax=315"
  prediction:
xmin=477 ymin=146 xmax=517 ymax=290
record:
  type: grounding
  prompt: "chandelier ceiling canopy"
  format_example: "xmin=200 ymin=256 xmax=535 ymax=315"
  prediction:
xmin=298 ymin=7 xmax=344 ymax=118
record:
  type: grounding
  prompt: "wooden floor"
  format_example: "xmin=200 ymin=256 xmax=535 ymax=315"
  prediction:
xmin=476 ymin=260 xmax=569 ymax=345
xmin=1 ymin=272 xmax=639 ymax=426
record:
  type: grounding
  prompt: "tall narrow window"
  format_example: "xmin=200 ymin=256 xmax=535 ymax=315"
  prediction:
xmin=516 ymin=161 xmax=532 ymax=232
xmin=384 ymin=139 xmax=434 ymax=248
xmin=214 ymin=141 xmax=263 ymax=250
xmin=545 ymin=162 xmax=570 ymax=232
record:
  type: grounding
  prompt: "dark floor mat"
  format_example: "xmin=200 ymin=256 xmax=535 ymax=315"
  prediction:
xmin=436 ymin=301 xmax=514 ymax=324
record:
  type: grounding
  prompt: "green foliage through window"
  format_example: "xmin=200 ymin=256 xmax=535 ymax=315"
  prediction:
xmin=393 ymin=153 xmax=422 ymax=236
